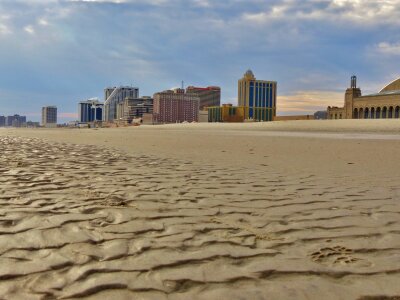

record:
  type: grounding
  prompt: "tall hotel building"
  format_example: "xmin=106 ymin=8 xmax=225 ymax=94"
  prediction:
xmin=42 ymin=106 xmax=57 ymax=128
xmin=153 ymin=89 xmax=199 ymax=123
xmin=186 ymin=86 xmax=221 ymax=110
xmin=78 ymin=99 xmax=104 ymax=123
xmin=104 ymin=86 xmax=139 ymax=122
xmin=238 ymin=70 xmax=277 ymax=121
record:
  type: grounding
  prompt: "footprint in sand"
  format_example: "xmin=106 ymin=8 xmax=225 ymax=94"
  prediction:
xmin=310 ymin=245 xmax=370 ymax=266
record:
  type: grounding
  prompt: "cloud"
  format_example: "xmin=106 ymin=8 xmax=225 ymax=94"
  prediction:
xmin=278 ymin=91 xmax=343 ymax=113
xmin=0 ymin=0 xmax=398 ymax=122
xmin=0 ymin=24 xmax=11 ymax=35
xmin=23 ymin=25 xmax=35 ymax=34
xmin=376 ymin=42 xmax=400 ymax=56
xmin=38 ymin=18 xmax=49 ymax=26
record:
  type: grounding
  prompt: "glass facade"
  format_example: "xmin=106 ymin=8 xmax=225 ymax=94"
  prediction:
xmin=238 ymin=70 xmax=277 ymax=122
xmin=79 ymin=101 xmax=104 ymax=122
xmin=104 ymin=87 xmax=139 ymax=122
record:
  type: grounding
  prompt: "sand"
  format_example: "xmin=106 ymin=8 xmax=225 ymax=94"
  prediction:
xmin=0 ymin=120 xmax=400 ymax=299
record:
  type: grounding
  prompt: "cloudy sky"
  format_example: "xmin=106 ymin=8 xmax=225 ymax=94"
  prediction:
xmin=0 ymin=0 xmax=400 ymax=121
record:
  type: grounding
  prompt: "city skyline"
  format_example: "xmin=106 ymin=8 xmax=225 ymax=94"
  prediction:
xmin=1 ymin=0 xmax=400 ymax=122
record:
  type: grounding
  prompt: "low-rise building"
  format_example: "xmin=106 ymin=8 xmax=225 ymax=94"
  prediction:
xmin=208 ymin=104 xmax=246 ymax=122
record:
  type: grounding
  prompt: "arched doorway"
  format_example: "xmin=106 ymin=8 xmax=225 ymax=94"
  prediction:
xmin=389 ymin=106 xmax=394 ymax=118
xmin=359 ymin=108 xmax=364 ymax=119
xmin=376 ymin=107 xmax=381 ymax=119
xmin=370 ymin=107 xmax=375 ymax=119
xmin=382 ymin=107 xmax=388 ymax=119
xmin=395 ymin=106 xmax=400 ymax=118
xmin=353 ymin=108 xmax=358 ymax=119
xmin=364 ymin=107 xmax=369 ymax=119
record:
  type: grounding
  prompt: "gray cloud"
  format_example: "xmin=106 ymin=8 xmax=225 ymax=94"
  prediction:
xmin=0 ymin=0 xmax=399 ymax=121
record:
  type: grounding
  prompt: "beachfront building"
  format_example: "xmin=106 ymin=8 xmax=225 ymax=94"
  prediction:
xmin=103 ymin=86 xmax=139 ymax=122
xmin=78 ymin=99 xmax=104 ymax=123
xmin=42 ymin=106 xmax=57 ymax=128
xmin=208 ymin=104 xmax=246 ymax=122
xmin=153 ymin=89 xmax=199 ymax=123
xmin=5 ymin=115 xmax=26 ymax=127
xmin=186 ymin=86 xmax=221 ymax=110
xmin=117 ymin=97 xmax=153 ymax=124
xmin=328 ymin=76 xmax=400 ymax=119
xmin=238 ymin=70 xmax=277 ymax=122
xmin=0 ymin=116 xmax=5 ymax=127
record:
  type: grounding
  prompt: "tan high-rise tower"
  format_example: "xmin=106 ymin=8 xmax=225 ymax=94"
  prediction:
xmin=238 ymin=70 xmax=277 ymax=121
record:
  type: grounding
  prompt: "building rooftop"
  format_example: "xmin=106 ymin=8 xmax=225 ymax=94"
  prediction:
xmin=361 ymin=89 xmax=400 ymax=98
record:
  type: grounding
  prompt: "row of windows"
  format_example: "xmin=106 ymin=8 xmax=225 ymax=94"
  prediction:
xmin=354 ymin=106 xmax=400 ymax=119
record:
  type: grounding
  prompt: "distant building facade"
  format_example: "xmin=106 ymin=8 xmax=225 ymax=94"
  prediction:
xmin=78 ymin=99 xmax=103 ymax=123
xmin=104 ymin=86 xmax=139 ymax=122
xmin=118 ymin=97 xmax=153 ymax=124
xmin=5 ymin=115 xmax=26 ymax=127
xmin=153 ymin=89 xmax=199 ymax=123
xmin=328 ymin=76 xmax=400 ymax=119
xmin=238 ymin=70 xmax=277 ymax=121
xmin=314 ymin=111 xmax=328 ymax=120
xmin=42 ymin=106 xmax=57 ymax=128
xmin=0 ymin=116 xmax=5 ymax=127
xmin=208 ymin=104 xmax=246 ymax=122
xmin=186 ymin=86 xmax=221 ymax=110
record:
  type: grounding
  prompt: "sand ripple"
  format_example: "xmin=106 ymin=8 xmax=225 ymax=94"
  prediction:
xmin=0 ymin=136 xmax=400 ymax=299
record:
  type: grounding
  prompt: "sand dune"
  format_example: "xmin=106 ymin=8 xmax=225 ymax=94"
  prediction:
xmin=0 ymin=122 xmax=400 ymax=299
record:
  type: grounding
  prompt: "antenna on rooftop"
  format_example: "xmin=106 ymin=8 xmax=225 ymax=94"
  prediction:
xmin=181 ymin=81 xmax=184 ymax=90
xmin=351 ymin=75 xmax=357 ymax=89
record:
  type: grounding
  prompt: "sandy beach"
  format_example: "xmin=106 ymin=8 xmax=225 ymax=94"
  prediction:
xmin=1 ymin=120 xmax=400 ymax=299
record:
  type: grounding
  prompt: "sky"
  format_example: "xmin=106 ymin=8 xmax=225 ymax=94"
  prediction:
xmin=0 ymin=0 xmax=400 ymax=122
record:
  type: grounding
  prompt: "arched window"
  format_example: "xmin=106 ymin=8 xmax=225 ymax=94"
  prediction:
xmin=335 ymin=114 xmax=337 ymax=119
xmin=376 ymin=107 xmax=381 ymax=119
xmin=359 ymin=108 xmax=364 ymax=119
xmin=395 ymin=107 xmax=400 ymax=118
xmin=371 ymin=107 xmax=375 ymax=119
xmin=389 ymin=106 xmax=394 ymax=118
xmin=353 ymin=108 xmax=358 ymax=119
xmin=382 ymin=107 xmax=388 ymax=119
xmin=364 ymin=107 xmax=369 ymax=119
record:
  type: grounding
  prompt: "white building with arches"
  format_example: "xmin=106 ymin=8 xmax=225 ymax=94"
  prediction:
xmin=328 ymin=76 xmax=400 ymax=120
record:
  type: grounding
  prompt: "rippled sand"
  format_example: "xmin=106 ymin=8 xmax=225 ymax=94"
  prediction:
xmin=1 ymin=122 xmax=400 ymax=299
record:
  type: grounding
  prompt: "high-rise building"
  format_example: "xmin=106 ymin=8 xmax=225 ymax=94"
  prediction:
xmin=153 ymin=89 xmax=199 ymax=123
xmin=0 ymin=116 xmax=5 ymax=127
xmin=186 ymin=86 xmax=221 ymax=110
xmin=42 ymin=106 xmax=57 ymax=128
xmin=238 ymin=70 xmax=277 ymax=121
xmin=103 ymin=86 xmax=139 ymax=122
xmin=78 ymin=99 xmax=104 ymax=123
xmin=120 ymin=97 xmax=153 ymax=124
xmin=5 ymin=115 xmax=26 ymax=127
